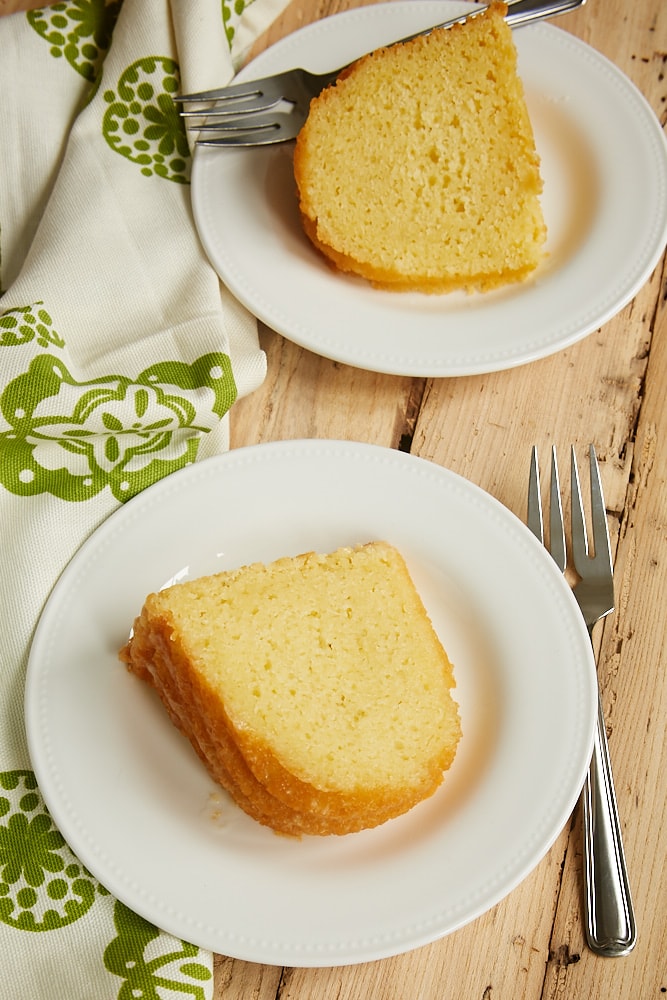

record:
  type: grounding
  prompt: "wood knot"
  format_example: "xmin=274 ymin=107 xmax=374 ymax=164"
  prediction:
xmin=551 ymin=943 xmax=581 ymax=966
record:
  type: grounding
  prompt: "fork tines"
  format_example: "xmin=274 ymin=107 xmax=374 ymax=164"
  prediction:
xmin=193 ymin=113 xmax=293 ymax=147
xmin=528 ymin=444 xmax=613 ymax=581
xmin=528 ymin=445 xmax=566 ymax=571
xmin=175 ymin=75 xmax=287 ymax=114
xmin=570 ymin=444 xmax=612 ymax=575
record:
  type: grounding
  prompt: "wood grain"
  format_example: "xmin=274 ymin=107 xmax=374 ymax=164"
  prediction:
xmin=226 ymin=0 xmax=667 ymax=996
xmin=0 ymin=0 xmax=57 ymax=13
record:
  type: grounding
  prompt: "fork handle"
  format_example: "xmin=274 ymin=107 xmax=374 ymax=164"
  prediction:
xmin=503 ymin=0 xmax=586 ymax=29
xmin=401 ymin=0 xmax=586 ymax=46
xmin=582 ymin=691 xmax=637 ymax=956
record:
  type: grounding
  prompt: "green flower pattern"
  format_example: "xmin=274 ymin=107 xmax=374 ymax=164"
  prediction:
xmin=104 ymin=902 xmax=212 ymax=999
xmin=27 ymin=0 xmax=122 ymax=84
xmin=0 ymin=304 xmax=64 ymax=350
xmin=0 ymin=334 xmax=237 ymax=502
xmin=1 ymin=0 xmax=258 ymax=992
xmin=0 ymin=772 xmax=212 ymax=998
xmin=222 ymin=0 xmax=256 ymax=48
xmin=102 ymin=57 xmax=190 ymax=183
xmin=0 ymin=771 xmax=108 ymax=932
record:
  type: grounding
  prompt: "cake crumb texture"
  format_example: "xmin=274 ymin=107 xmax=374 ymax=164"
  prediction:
xmin=120 ymin=542 xmax=461 ymax=837
xmin=293 ymin=1 xmax=546 ymax=293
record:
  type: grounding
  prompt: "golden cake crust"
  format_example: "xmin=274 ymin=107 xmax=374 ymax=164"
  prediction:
xmin=120 ymin=542 xmax=461 ymax=837
xmin=293 ymin=2 xmax=546 ymax=293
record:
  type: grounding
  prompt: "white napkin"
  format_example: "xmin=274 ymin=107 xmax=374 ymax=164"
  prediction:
xmin=0 ymin=0 xmax=289 ymax=995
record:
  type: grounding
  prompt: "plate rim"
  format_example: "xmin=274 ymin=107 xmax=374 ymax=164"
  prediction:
xmin=25 ymin=439 xmax=597 ymax=965
xmin=191 ymin=0 xmax=667 ymax=377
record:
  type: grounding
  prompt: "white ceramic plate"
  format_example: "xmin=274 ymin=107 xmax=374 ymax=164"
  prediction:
xmin=191 ymin=1 xmax=667 ymax=376
xmin=26 ymin=440 xmax=597 ymax=965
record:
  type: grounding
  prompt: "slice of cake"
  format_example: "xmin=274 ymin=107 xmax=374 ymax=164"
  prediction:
xmin=120 ymin=542 xmax=461 ymax=836
xmin=293 ymin=1 xmax=546 ymax=293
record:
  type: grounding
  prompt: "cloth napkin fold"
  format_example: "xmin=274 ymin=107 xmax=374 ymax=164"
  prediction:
xmin=0 ymin=0 xmax=289 ymax=995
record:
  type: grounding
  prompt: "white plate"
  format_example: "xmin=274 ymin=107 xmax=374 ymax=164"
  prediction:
xmin=26 ymin=440 xmax=596 ymax=966
xmin=191 ymin=1 xmax=667 ymax=376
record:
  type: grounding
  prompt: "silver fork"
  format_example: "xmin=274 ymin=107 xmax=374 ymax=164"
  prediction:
xmin=177 ymin=0 xmax=586 ymax=147
xmin=528 ymin=445 xmax=636 ymax=956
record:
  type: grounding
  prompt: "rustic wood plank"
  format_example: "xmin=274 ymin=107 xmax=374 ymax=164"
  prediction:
xmin=216 ymin=0 xmax=667 ymax=996
xmin=231 ymin=325 xmax=425 ymax=450
xmin=279 ymin=833 xmax=570 ymax=1000
xmin=542 ymin=254 xmax=667 ymax=1000
xmin=213 ymin=955 xmax=283 ymax=998
xmin=0 ymin=0 xmax=55 ymax=13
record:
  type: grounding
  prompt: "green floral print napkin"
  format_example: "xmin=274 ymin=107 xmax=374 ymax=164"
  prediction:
xmin=0 ymin=0 xmax=290 ymax=995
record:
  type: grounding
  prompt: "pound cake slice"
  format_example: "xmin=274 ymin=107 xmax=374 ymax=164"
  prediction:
xmin=293 ymin=1 xmax=546 ymax=293
xmin=120 ymin=542 xmax=461 ymax=837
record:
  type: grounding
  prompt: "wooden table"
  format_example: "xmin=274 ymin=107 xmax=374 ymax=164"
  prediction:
xmin=222 ymin=0 xmax=667 ymax=996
